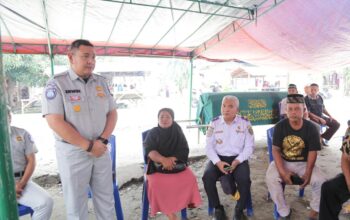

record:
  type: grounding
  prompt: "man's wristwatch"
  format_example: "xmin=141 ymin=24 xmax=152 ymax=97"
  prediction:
xmin=87 ymin=141 xmax=94 ymax=152
xmin=97 ymin=136 xmax=108 ymax=145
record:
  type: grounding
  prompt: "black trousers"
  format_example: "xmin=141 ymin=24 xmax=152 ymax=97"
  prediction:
xmin=202 ymin=155 xmax=251 ymax=211
xmin=319 ymin=174 xmax=350 ymax=220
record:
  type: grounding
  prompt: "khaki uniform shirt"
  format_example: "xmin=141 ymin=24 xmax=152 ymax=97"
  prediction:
xmin=42 ymin=69 xmax=117 ymax=141
xmin=10 ymin=126 xmax=38 ymax=172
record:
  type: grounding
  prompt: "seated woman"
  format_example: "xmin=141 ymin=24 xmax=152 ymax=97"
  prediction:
xmin=144 ymin=108 xmax=202 ymax=220
xmin=8 ymin=109 xmax=53 ymax=219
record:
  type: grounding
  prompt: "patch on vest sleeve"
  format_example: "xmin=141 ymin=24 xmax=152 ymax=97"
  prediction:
xmin=45 ymin=87 xmax=57 ymax=100
xmin=206 ymin=127 xmax=214 ymax=137
xmin=248 ymin=125 xmax=254 ymax=135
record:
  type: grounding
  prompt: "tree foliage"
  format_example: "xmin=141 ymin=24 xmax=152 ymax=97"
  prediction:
xmin=3 ymin=54 xmax=49 ymax=87
xmin=167 ymin=59 xmax=189 ymax=94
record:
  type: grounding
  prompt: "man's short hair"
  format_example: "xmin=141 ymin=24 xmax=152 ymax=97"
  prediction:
xmin=288 ymin=84 xmax=297 ymax=89
xmin=287 ymin=94 xmax=304 ymax=103
xmin=222 ymin=95 xmax=240 ymax=108
xmin=310 ymin=83 xmax=319 ymax=87
xmin=69 ymin=39 xmax=94 ymax=51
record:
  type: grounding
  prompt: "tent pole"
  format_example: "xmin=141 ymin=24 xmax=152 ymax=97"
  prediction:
xmin=188 ymin=58 xmax=194 ymax=119
xmin=41 ymin=0 xmax=55 ymax=76
xmin=49 ymin=53 xmax=54 ymax=77
xmin=0 ymin=22 xmax=19 ymax=220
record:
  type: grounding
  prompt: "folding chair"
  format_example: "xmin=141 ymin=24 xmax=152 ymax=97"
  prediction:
xmin=266 ymin=127 xmax=304 ymax=219
xmin=88 ymin=135 xmax=124 ymax=220
xmin=141 ymin=129 xmax=187 ymax=220
xmin=18 ymin=204 xmax=34 ymax=217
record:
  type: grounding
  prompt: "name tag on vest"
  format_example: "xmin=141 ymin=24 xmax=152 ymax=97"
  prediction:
xmin=65 ymin=89 xmax=81 ymax=94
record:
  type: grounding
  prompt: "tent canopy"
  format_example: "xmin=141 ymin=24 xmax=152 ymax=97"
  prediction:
xmin=1 ymin=0 xmax=350 ymax=73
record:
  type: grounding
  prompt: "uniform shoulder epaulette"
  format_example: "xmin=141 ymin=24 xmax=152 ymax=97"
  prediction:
xmin=95 ymin=73 xmax=107 ymax=80
xmin=11 ymin=125 xmax=21 ymax=131
xmin=11 ymin=126 xmax=26 ymax=135
xmin=53 ymin=71 xmax=69 ymax=79
xmin=212 ymin=116 xmax=220 ymax=122
xmin=240 ymin=115 xmax=250 ymax=121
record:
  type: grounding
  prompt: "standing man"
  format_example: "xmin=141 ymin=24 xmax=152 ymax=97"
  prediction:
xmin=42 ymin=39 xmax=118 ymax=220
xmin=319 ymin=135 xmax=350 ymax=220
xmin=202 ymin=95 xmax=255 ymax=220
xmin=8 ymin=110 xmax=53 ymax=220
xmin=305 ymin=83 xmax=340 ymax=145
xmin=266 ymin=94 xmax=326 ymax=220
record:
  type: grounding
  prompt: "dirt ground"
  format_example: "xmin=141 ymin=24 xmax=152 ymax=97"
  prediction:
xmin=19 ymin=137 xmax=350 ymax=220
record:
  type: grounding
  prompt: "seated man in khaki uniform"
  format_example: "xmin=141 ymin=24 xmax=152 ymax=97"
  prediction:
xmin=8 ymin=109 xmax=53 ymax=220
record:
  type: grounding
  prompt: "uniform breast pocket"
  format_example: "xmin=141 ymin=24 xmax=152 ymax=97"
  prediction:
xmin=64 ymin=95 xmax=85 ymax=116
xmin=95 ymin=92 xmax=109 ymax=113
xmin=234 ymin=130 xmax=245 ymax=145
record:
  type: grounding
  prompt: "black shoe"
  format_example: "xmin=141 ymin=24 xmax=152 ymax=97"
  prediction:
xmin=214 ymin=205 xmax=227 ymax=220
xmin=233 ymin=208 xmax=244 ymax=220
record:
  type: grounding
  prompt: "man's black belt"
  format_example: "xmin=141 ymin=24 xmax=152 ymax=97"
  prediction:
xmin=14 ymin=171 xmax=24 ymax=178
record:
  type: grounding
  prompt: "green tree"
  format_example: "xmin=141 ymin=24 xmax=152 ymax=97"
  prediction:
xmin=4 ymin=54 xmax=49 ymax=87
xmin=53 ymin=55 xmax=69 ymax=66
xmin=167 ymin=59 xmax=189 ymax=95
